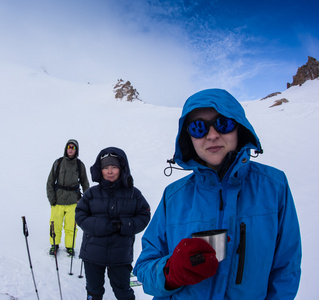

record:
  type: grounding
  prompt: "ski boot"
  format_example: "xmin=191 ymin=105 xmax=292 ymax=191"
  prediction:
xmin=49 ymin=244 xmax=59 ymax=256
xmin=66 ymin=247 xmax=75 ymax=256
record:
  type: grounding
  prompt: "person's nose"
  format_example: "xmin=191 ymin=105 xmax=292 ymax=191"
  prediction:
xmin=206 ymin=125 xmax=220 ymax=140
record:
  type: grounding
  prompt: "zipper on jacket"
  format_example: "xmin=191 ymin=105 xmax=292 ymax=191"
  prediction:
xmin=219 ymin=189 xmax=223 ymax=211
xmin=236 ymin=222 xmax=246 ymax=284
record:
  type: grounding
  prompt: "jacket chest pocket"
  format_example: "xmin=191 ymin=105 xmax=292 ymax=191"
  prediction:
xmin=119 ymin=199 xmax=136 ymax=217
xmin=231 ymin=213 xmax=278 ymax=287
xmin=236 ymin=222 xmax=246 ymax=284
xmin=107 ymin=197 xmax=136 ymax=218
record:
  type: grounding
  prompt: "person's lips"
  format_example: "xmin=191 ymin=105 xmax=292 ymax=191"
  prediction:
xmin=207 ymin=146 xmax=223 ymax=153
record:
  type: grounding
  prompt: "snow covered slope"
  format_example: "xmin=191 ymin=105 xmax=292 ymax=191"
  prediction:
xmin=0 ymin=64 xmax=318 ymax=299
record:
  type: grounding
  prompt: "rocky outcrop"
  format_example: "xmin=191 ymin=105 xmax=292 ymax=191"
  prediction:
xmin=287 ymin=56 xmax=319 ymax=88
xmin=269 ymin=98 xmax=289 ymax=108
xmin=113 ymin=79 xmax=141 ymax=102
xmin=261 ymin=92 xmax=281 ymax=100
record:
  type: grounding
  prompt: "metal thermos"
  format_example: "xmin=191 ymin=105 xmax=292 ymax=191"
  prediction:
xmin=192 ymin=229 xmax=228 ymax=262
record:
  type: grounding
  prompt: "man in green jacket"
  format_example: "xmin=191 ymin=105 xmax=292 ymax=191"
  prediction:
xmin=46 ymin=139 xmax=90 ymax=256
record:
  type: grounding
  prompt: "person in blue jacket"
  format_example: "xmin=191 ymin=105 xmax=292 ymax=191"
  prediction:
xmin=76 ymin=147 xmax=151 ymax=300
xmin=133 ymin=89 xmax=301 ymax=299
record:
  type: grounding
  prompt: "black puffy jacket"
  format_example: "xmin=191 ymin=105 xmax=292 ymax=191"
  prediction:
xmin=75 ymin=147 xmax=151 ymax=266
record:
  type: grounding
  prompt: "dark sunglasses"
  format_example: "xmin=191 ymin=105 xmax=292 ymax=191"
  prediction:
xmin=101 ymin=153 xmax=118 ymax=160
xmin=187 ymin=115 xmax=237 ymax=139
xmin=67 ymin=145 xmax=76 ymax=150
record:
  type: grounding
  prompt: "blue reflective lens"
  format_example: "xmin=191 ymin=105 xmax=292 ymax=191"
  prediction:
xmin=188 ymin=116 xmax=236 ymax=138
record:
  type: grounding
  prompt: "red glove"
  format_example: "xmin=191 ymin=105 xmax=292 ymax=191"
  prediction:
xmin=164 ymin=238 xmax=219 ymax=290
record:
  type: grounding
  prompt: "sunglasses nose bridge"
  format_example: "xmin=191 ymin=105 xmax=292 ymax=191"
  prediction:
xmin=206 ymin=122 xmax=221 ymax=138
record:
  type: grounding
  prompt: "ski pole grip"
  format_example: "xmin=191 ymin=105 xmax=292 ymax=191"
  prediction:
xmin=50 ymin=221 xmax=56 ymax=238
xmin=22 ymin=216 xmax=29 ymax=237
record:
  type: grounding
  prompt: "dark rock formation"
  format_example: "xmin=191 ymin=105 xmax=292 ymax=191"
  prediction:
xmin=261 ymin=92 xmax=282 ymax=100
xmin=269 ymin=98 xmax=289 ymax=108
xmin=287 ymin=56 xmax=319 ymax=88
xmin=113 ymin=79 xmax=141 ymax=102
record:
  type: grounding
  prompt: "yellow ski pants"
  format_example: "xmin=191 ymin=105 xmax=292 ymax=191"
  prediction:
xmin=49 ymin=204 xmax=77 ymax=248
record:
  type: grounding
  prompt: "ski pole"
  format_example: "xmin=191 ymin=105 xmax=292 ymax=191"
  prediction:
xmin=22 ymin=216 xmax=40 ymax=300
xmin=78 ymin=260 xmax=84 ymax=278
xmin=68 ymin=221 xmax=77 ymax=275
xmin=50 ymin=221 xmax=63 ymax=300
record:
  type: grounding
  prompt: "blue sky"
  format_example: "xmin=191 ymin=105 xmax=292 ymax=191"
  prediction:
xmin=0 ymin=0 xmax=318 ymax=107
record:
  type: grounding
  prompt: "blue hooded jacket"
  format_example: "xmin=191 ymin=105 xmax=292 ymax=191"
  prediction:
xmin=134 ymin=89 xmax=301 ymax=299
xmin=75 ymin=147 xmax=151 ymax=266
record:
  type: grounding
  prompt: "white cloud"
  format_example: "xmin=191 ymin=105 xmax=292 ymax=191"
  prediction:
xmin=0 ymin=0 xmax=316 ymax=106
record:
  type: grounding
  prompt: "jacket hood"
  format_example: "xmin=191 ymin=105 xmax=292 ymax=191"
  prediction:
xmin=64 ymin=139 xmax=79 ymax=159
xmin=174 ymin=89 xmax=262 ymax=169
xmin=90 ymin=146 xmax=134 ymax=187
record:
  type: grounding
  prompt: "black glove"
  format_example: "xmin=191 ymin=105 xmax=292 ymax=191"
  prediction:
xmin=50 ymin=199 xmax=57 ymax=206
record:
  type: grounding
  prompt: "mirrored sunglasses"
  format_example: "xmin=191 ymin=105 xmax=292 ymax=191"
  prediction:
xmin=187 ymin=115 xmax=237 ymax=139
xmin=67 ymin=145 xmax=76 ymax=150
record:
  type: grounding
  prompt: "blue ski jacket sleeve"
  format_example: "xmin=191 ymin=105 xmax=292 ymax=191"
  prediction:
xmin=133 ymin=89 xmax=301 ymax=300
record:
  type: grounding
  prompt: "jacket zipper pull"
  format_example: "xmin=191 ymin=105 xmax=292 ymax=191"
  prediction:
xmin=219 ymin=189 xmax=223 ymax=211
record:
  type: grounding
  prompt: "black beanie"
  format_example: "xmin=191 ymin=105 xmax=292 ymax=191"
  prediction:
xmin=101 ymin=156 xmax=121 ymax=170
